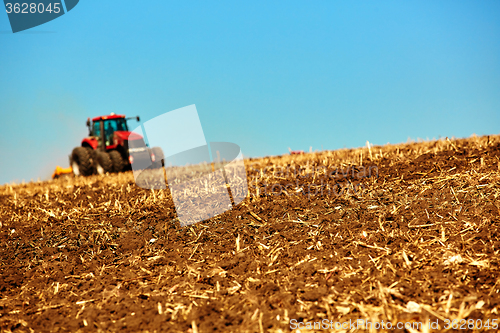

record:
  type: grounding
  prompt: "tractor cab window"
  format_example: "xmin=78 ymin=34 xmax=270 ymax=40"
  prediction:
xmin=104 ymin=119 xmax=128 ymax=146
xmin=93 ymin=121 xmax=101 ymax=138
xmin=115 ymin=119 xmax=128 ymax=132
xmin=93 ymin=121 xmax=103 ymax=148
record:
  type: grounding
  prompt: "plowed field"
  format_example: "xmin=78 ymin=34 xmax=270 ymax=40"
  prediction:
xmin=1 ymin=135 xmax=500 ymax=332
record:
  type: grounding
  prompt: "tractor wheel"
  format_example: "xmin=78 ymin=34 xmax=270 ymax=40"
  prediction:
xmin=71 ymin=147 xmax=93 ymax=176
xmin=86 ymin=147 xmax=97 ymax=165
xmin=151 ymin=147 xmax=164 ymax=169
xmin=96 ymin=151 xmax=113 ymax=175
xmin=109 ymin=150 xmax=124 ymax=173
xmin=85 ymin=147 xmax=97 ymax=173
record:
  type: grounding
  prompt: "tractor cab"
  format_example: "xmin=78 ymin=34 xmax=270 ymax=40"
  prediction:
xmin=86 ymin=113 xmax=137 ymax=150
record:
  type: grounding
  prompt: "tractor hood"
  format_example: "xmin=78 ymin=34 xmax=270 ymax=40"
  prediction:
xmin=114 ymin=131 xmax=143 ymax=141
xmin=113 ymin=131 xmax=147 ymax=149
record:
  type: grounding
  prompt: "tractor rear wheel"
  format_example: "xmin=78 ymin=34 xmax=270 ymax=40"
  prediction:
xmin=151 ymin=147 xmax=164 ymax=169
xmin=71 ymin=147 xmax=93 ymax=176
xmin=96 ymin=151 xmax=113 ymax=175
xmin=109 ymin=150 xmax=124 ymax=173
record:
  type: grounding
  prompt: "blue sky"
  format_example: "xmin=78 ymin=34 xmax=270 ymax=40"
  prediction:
xmin=1 ymin=1 xmax=499 ymax=184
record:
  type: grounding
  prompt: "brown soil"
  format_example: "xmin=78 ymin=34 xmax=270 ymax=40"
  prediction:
xmin=1 ymin=135 xmax=500 ymax=332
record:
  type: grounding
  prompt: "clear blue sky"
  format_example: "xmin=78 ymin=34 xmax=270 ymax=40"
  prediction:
xmin=1 ymin=1 xmax=499 ymax=184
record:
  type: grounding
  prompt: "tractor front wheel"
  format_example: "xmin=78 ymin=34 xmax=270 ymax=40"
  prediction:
xmin=71 ymin=147 xmax=93 ymax=176
xmin=87 ymin=147 xmax=97 ymax=168
xmin=96 ymin=151 xmax=113 ymax=175
xmin=109 ymin=150 xmax=124 ymax=173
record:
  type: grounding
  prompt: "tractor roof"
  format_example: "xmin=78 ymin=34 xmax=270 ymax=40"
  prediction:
xmin=92 ymin=113 xmax=125 ymax=122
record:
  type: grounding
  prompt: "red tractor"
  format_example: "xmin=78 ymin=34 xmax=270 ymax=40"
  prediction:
xmin=70 ymin=113 xmax=163 ymax=176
